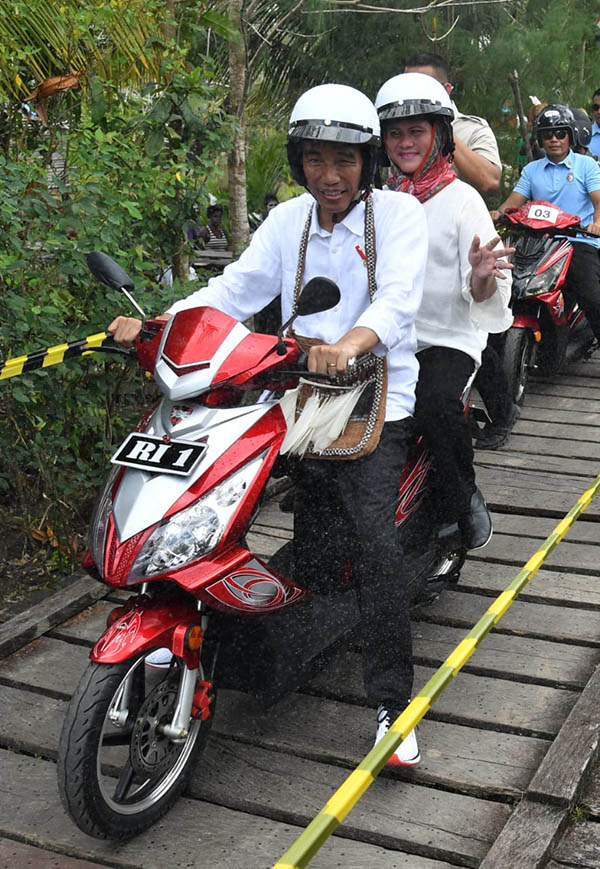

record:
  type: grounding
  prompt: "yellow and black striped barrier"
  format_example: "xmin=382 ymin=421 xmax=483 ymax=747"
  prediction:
xmin=273 ymin=472 xmax=600 ymax=869
xmin=0 ymin=332 xmax=114 ymax=381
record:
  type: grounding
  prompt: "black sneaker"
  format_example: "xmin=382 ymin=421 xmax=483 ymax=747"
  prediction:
xmin=375 ymin=704 xmax=420 ymax=767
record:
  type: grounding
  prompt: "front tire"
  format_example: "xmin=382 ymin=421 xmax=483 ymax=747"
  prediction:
xmin=502 ymin=327 xmax=534 ymax=405
xmin=57 ymin=652 xmax=214 ymax=839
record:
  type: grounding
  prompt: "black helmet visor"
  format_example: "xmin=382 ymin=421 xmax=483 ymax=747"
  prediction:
xmin=377 ymin=98 xmax=454 ymax=122
xmin=288 ymin=119 xmax=380 ymax=147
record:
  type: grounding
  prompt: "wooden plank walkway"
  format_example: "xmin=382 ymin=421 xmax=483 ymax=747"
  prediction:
xmin=1 ymin=355 xmax=600 ymax=868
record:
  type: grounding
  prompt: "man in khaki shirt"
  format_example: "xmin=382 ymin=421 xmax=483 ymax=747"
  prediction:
xmin=404 ymin=52 xmax=501 ymax=196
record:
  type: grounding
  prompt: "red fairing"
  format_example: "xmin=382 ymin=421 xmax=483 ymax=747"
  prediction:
xmin=504 ymin=201 xmax=581 ymax=231
xmin=136 ymin=321 xmax=167 ymax=373
xmin=215 ymin=334 xmax=299 ymax=384
xmin=90 ymin=596 xmax=200 ymax=664
xmin=162 ymin=307 xmax=238 ymax=371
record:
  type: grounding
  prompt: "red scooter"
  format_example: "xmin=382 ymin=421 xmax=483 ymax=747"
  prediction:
xmin=57 ymin=253 xmax=464 ymax=840
xmin=495 ymin=200 xmax=595 ymax=404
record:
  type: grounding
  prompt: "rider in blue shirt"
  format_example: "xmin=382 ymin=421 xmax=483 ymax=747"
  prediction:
xmin=492 ymin=104 xmax=600 ymax=343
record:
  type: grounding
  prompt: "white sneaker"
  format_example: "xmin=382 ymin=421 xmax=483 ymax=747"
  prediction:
xmin=375 ymin=704 xmax=420 ymax=767
xmin=144 ymin=647 xmax=173 ymax=668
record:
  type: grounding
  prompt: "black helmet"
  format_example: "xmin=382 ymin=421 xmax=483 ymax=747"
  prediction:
xmin=287 ymin=84 xmax=381 ymax=191
xmin=570 ymin=108 xmax=592 ymax=150
xmin=536 ymin=104 xmax=576 ymax=147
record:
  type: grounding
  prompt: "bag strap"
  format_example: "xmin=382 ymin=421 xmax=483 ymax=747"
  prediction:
xmin=289 ymin=195 xmax=377 ymax=326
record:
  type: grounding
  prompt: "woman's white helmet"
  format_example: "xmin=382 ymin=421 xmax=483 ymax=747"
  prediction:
xmin=375 ymin=72 xmax=454 ymax=122
xmin=375 ymin=72 xmax=455 ymax=159
xmin=287 ymin=83 xmax=381 ymax=189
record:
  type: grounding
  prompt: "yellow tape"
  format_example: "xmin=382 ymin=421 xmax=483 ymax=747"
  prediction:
xmin=274 ymin=472 xmax=600 ymax=868
xmin=325 ymin=770 xmax=373 ymax=820
xmin=487 ymin=588 xmax=515 ymax=619
xmin=445 ymin=637 xmax=478 ymax=675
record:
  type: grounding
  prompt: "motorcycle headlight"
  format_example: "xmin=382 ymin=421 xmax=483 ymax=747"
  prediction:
xmin=127 ymin=453 xmax=265 ymax=583
xmin=89 ymin=466 xmax=120 ymax=577
xmin=525 ymin=256 xmax=568 ymax=296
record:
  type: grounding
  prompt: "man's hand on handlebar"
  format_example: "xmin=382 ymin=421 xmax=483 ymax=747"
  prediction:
xmin=489 ymin=209 xmax=503 ymax=222
xmin=307 ymin=327 xmax=379 ymax=375
xmin=586 ymin=223 xmax=600 ymax=237
xmin=108 ymin=314 xmax=171 ymax=348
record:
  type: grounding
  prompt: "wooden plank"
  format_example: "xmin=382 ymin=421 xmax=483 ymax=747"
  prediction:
xmin=0 ymin=636 xmax=91 ymax=699
xmin=0 ymin=680 xmax=547 ymax=802
xmin=510 ymin=418 xmax=600 ymax=443
xmin=516 ymin=405 xmax=600 ymax=428
xmin=486 ymin=512 xmax=600 ymax=546
xmin=521 ymin=392 xmax=600 ymax=414
xmin=0 ymin=839 xmax=110 ymax=868
xmin=213 ymin=690 xmax=548 ymax=799
xmin=0 ymin=749 xmax=456 ymax=869
xmin=549 ymin=822 xmax=600 ymax=868
xmin=308 ymin=652 xmax=577 ymax=738
xmin=192 ymin=736 xmax=511 ymax=866
xmin=412 ymin=621 xmax=599 ymax=689
xmin=479 ymin=799 xmax=567 ymax=869
xmin=415 ymin=589 xmax=600 ymax=646
xmin=458 ymin=560 xmax=600 ymax=609
xmin=580 ymin=764 xmax=600 ymax=817
xmin=527 ymin=663 xmax=600 ymax=806
xmin=0 ymin=682 xmax=506 ymax=865
xmin=467 ymin=534 xmax=600 ymax=575
xmin=49 ymin=600 xmax=115 ymax=645
xmin=0 ymin=684 xmax=63 ymax=757
xmin=474 ymin=466 xmax=600 ymax=518
xmin=0 ymin=572 xmax=107 ymax=661
xmin=500 ymin=434 xmax=600 ymax=461
xmin=475 ymin=449 xmax=600 ymax=478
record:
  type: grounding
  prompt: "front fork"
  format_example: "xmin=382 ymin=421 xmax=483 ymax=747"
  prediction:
xmin=108 ymin=609 xmax=212 ymax=744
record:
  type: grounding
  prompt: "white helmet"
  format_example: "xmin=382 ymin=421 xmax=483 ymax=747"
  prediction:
xmin=374 ymin=72 xmax=454 ymax=122
xmin=287 ymin=83 xmax=381 ymax=189
xmin=375 ymin=73 xmax=455 ymax=159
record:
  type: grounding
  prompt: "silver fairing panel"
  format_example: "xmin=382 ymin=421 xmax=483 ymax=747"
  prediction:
xmin=112 ymin=398 xmax=277 ymax=541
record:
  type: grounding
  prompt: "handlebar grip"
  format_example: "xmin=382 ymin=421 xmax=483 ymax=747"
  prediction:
xmin=296 ymin=352 xmax=309 ymax=371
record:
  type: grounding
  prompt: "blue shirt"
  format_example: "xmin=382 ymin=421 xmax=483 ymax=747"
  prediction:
xmin=514 ymin=149 xmax=600 ymax=247
xmin=590 ymin=121 xmax=600 ymax=157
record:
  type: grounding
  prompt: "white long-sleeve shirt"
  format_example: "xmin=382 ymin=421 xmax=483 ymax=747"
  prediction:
xmin=417 ymin=179 xmax=513 ymax=365
xmin=168 ymin=189 xmax=428 ymax=420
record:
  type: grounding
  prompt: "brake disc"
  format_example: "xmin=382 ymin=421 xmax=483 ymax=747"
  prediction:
xmin=130 ymin=677 xmax=184 ymax=778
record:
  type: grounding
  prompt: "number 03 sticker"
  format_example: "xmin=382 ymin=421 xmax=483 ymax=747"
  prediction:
xmin=527 ymin=204 xmax=560 ymax=223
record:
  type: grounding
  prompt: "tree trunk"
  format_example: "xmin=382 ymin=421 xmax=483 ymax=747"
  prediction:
xmin=227 ymin=0 xmax=250 ymax=259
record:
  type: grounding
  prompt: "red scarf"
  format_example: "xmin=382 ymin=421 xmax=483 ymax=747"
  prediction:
xmin=387 ymin=121 xmax=456 ymax=203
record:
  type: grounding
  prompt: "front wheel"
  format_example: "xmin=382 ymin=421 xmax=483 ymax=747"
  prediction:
xmin=57 ymin=652 xmax=215 ymax=839
xmin=502 ymin=327 xmax=535 ymax=406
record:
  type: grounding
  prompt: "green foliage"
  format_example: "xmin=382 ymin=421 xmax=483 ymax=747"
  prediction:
xmin=0 ymin=10 xmax=234 ymax=562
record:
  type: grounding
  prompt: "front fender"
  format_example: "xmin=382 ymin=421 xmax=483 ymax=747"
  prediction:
xmin=91 ymin=596 xmax=200 ymax=667
xmin=511 ymin=314 xmax=540 ymax=333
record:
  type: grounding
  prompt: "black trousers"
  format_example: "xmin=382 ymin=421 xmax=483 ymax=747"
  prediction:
xmin=414 ymin=346 xmax=476 ymax=522
xmin=474 ymin=334 xmax=513 ymax=426
xmin=293 ymin=420 xmax=413 ymax=709
xmin=566 ymin=243 xmax=600 ymax=342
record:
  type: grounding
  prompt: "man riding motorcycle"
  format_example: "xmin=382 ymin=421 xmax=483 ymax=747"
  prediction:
xmin=492 ymin=104 xmax=600 ymax=345
xmin=109 ymin=84 xmax=428 ymax=765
